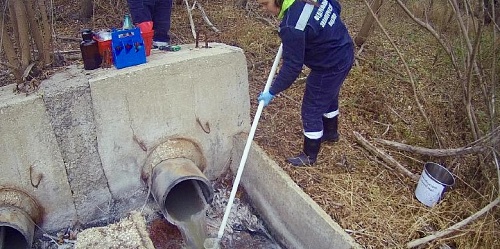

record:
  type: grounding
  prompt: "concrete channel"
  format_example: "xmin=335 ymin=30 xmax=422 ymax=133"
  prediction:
xmin=0 ymin=43 xmax=361 ymax=249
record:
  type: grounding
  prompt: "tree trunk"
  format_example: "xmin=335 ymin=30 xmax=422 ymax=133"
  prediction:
xmin=0 ymin=9 xmax=22 ymax=82
xmin=37 ymin=0 xmax=54 ymax=67
xmin=11 ymin=0 xmax=31 ymax=69
xmin=79 ymin=0 xmax=93 ymax=20
xmin=24 ymin=0 xmax=48 ymax=66
xmin=355 ymin=0 xmax=384 ymax=47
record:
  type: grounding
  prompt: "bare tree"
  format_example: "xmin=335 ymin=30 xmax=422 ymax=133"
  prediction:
xmin=355 ymin=0 xmax=384 ymax=47
xmin=0 ymin=0 xmax=54 ymax=92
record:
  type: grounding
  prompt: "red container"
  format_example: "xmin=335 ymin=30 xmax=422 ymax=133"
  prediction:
xmin=141 ymin=30 xmax=154 ymax=56
xmin=94 ymin=38 xmax=113 ymax=65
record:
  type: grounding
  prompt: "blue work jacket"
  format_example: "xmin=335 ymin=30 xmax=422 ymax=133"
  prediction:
xmin=269 ymin=0 xmax=353 ymax=95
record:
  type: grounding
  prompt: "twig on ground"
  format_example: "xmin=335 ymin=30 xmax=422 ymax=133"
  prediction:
xmin=406 ymin=196 xmax=500 ymax=248
xmin=354 ymin=131 xmax=420 ymax=182
xmin=43 ymin=233 xmax=76 ymax=244
xmin=375 ymin=126 xmax=500 ymax=157
xmin=373 ymin=120 xmax=392 ymax=136
xmin=408 ymin=148 xmax=500 ymax=248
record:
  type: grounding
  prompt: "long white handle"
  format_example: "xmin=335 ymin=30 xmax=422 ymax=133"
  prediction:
xmin=216 ymin=44 xmax=283 ymax=239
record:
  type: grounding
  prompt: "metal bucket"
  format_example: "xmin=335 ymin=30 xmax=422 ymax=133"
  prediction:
xmin=415 ymin=162 xmax=455 ymax=207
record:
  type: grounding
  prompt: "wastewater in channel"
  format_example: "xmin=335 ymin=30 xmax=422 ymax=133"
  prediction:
xmin=31 ymin=172 xmax=283 ymax=249
xmin=151 ymin=172 xmax=283 ymax=249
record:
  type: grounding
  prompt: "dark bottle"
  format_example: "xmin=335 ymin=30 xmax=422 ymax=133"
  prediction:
xmin=80 ymin=29 xmax=102 ymax=70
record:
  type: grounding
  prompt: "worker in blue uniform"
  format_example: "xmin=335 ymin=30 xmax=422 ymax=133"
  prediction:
xmin=257 ymin=0 xmax=354 ymax=166
xmin=127 ymin=0 xmax=173 ymax=49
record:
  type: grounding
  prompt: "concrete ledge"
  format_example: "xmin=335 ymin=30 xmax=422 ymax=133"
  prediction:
xmin=0 ymin=43 xmax=251 ymax=233
xmin=40 ymin=67 xmax=112 ymax=224
xmin=231 ymin=133 xmax=361 ymax=249
xmin=0 ymin=85 xmax=77 ymax=230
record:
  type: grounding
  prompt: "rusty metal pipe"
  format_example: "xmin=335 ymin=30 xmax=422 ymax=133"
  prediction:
xmin=150 ymin=158 xmax=213 ymax=224
xmin=142 ymin=138 xmax=214 ymax=224
xmin=0 ymin=188 xmax=41 ymax=249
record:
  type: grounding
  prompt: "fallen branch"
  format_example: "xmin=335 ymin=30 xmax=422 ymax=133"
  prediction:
xmin=406 ymin=196 xmax=500 ymax=248
xmin=375 ymin=139 xmax=484 ymax=157
xmin=408 ymin=147 xmax=500 ymax=248
xmin=375 ymin=126 xmax=500 ymax=157
xmin=354 ymin=131 xmax=419 ymax=182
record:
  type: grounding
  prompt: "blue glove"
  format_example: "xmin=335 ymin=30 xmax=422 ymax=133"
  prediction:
xmin=258 ymin=91 xmax=274 ymax=107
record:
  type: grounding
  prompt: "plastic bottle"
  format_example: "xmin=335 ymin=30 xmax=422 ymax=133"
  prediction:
xmin=80 ymin=29 xmax=102 ymax=70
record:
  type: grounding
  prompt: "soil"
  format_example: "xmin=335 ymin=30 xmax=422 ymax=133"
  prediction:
xmin=3 ymin=0 xmax=499 ymax=248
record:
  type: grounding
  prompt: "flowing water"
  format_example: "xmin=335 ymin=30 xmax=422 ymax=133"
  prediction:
xmin=164 ymin=180 xmax=209 ymax=249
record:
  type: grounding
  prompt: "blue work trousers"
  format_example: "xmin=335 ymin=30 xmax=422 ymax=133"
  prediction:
xmin=302 ymin=59 xmax=353 ymax=135
xmin=127 ymin=0 xmax=172 ymax=43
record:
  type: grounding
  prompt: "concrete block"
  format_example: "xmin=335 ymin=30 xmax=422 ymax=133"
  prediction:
xmin=0 ymin=84 xmax=77 ymax=230
xmin=40 ymin=66 xmax=113 ymax=224
xmin=89 ymin=44 xmax=250 ymax=207
xmin=231 ymin=134 xmax=362 ymax=249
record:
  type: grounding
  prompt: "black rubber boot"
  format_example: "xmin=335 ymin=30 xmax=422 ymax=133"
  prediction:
xmin=287 ymin=136 xmax=322 ymax=167
xmin=322 ymin=116 xmax=339 ymax=143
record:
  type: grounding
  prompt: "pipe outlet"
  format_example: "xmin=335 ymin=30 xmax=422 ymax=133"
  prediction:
xmin=143 ymin=138 xmax=214 ymax=224
xmin=0 ymin=188 xmax=41 ymax=249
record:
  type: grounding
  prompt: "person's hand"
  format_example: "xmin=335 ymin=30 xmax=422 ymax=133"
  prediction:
xmin=258 ymin=91 xmax=274 ymax=107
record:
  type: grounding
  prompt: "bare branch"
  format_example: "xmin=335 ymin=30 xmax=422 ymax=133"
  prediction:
xmin=184 ymin=0 xmax=197 ymax=40
xmin=354 ymin=131 xmax=420 ymax=182
xmin=406 ymin=196 xmax=500 ymax=248
xmin=196 ymin=2 xmax=220 ymax=33
xmin=394 ymin=0 xmax=462 ymax=79
xmin=375 ymin=126 xmax=500 ymax=157
xmin=363 ymin=0 xmax=442 ymax=147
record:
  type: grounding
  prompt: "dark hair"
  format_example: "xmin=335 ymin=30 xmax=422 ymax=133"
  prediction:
xmin=275 ymin=0 xmax=284 ymax=7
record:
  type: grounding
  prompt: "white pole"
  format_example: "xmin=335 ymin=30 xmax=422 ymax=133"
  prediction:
xmin=216 ymin=44 xmax=283 ymax=240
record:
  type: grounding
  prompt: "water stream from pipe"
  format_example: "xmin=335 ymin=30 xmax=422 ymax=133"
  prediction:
xmin=164 ymin=180 xmax=209 ymax=249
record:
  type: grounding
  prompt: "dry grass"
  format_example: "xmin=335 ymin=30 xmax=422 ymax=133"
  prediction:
xmin=4 ymin=0 xmax=499 ymax=248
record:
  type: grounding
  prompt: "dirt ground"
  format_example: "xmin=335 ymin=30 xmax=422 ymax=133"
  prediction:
xmin=2 ymin=0 xmax=499 ymax=248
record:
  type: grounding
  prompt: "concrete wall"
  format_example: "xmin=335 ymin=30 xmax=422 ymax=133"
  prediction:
xmin=231 ymin=134 xmax=362 ymax=249
xmin=0 ymin=43 xmax=250 ymax=232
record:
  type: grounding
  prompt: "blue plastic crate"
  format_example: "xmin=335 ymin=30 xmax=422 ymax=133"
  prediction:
xmin=111 ymin=28 xmax=146 ymax=69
